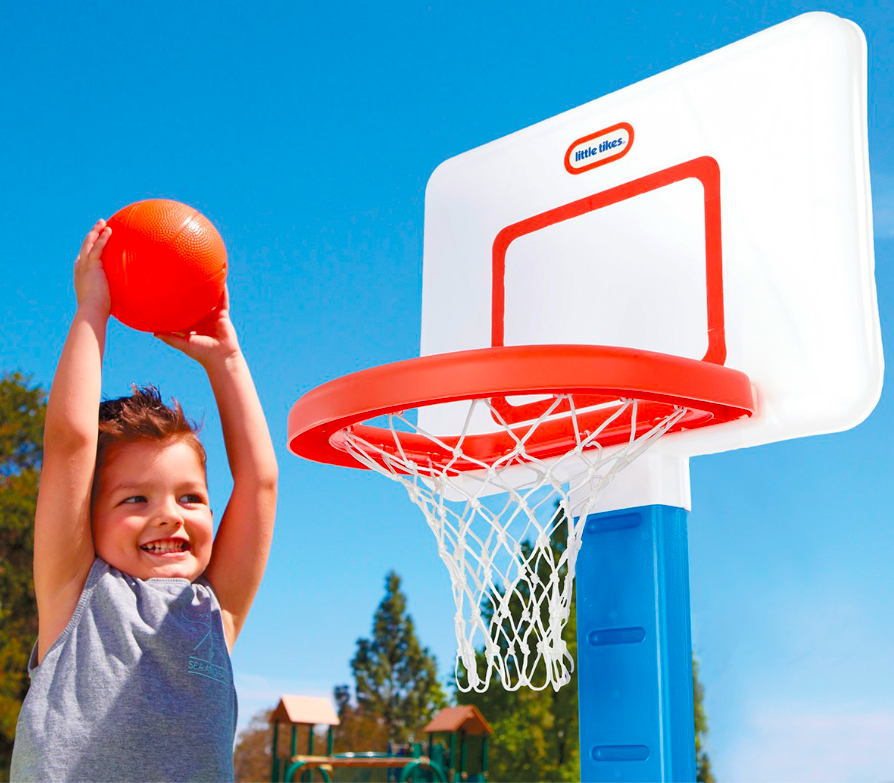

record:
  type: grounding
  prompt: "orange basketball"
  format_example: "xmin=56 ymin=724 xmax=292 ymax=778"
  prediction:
xmin=102 ymin=199 xmax=228 ymax=332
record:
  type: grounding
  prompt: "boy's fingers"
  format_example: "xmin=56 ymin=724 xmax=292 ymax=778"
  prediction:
xmin=155 ymin=335 xmax=181 ymax=352
xmin=154 ymin=332 xmax=197 ymax=352
xmin=78 ymin=233 xmax=96 ymax=262
xmin=87 ymin=227 xmax=112 ymax=261
xmin=78 ymin=220 xmax=108 ymax=264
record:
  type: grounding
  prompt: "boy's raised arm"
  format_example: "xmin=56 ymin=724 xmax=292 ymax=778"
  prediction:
xmin=34 ymin=221 xmax=111 ymax=662
xmin=155 ymin=289 xmax=278 ymax=649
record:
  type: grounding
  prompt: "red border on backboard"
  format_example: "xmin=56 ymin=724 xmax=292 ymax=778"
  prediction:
xmin=564 ymin=122 xmax=634 ymax=174
xmin=491 ymin=156 xmax=725 ymax=425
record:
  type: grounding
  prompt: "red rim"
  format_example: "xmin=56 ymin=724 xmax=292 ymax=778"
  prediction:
xmin=287 ymin=345 xmax=755 ymax=470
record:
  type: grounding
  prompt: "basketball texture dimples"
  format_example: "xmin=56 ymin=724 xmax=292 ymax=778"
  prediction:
xmin=102 ymin=199 xmax=228 ymax=332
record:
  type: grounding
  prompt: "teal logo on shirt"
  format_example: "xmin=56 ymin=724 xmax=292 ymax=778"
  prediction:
xmin=188 ymin=655 xmax=229 ymax=684
xmin=187 ymin=601 xmax=229 ymax=685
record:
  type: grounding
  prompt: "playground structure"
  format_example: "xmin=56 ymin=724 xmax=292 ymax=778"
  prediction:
xmin=271 ymin=696 xmax=492 ymax=782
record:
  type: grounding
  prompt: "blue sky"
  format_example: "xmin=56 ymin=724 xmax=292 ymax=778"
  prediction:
xmin=2 ymin=2 xmax=892 ymax=780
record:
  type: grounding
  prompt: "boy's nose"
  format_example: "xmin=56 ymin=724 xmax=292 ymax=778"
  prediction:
xmin=155 ymin=500 xmax=184 ymax=527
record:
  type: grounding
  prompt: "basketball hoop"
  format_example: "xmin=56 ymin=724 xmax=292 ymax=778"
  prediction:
xmin=289 ymin=345 xmax=754 ymax=691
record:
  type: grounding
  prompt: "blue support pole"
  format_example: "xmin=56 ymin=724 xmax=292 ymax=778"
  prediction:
xmin=576 ymin=504 xmax=696 ymax=782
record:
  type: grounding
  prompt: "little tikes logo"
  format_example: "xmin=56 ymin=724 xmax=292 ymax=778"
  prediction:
xmin=564 ymin=122 xmax=634 ymax=174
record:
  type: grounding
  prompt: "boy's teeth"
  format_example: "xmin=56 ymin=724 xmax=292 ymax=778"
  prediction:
xmin=141 ymin=541 xmax=186 ymax=553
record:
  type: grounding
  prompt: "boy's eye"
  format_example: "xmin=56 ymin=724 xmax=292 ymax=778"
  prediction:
xmin=180 ymin=494 xmax=204 ymax=505
xmin=120 ymin=496 xmax=147 ymax=505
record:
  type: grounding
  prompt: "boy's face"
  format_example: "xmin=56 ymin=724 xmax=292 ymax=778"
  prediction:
xmin=92 ymin=439 xmax=213 ymax=581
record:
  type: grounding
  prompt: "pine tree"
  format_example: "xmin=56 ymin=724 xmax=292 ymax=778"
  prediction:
xmin=337 ymin=572 xmax=447 ymax=745
xmin=0 ymin=373 xmax=46 ymax=778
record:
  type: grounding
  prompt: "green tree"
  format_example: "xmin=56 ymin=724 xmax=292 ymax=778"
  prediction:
xmin=336 ymin=572 xmax=447 ymax=746
xmin=693 ymin=655 xmax=715 ymax=782
xmin=0 ymin=373 xmax=46 ymax=778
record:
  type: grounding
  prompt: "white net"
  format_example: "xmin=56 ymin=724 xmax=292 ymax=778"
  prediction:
xmin=340 ymin=395 xmax=688 ymax=692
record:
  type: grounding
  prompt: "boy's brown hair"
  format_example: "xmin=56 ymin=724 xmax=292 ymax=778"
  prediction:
xmin=95 ymin=385 xmax=206 ymax=478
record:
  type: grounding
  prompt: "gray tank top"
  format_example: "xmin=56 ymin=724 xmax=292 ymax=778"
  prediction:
xmin=10 ymin=558 xmax=237 ymax=782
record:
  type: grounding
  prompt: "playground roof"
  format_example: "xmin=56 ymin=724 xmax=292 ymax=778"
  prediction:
xmin=423 ymin=705 xmax=493 ymax=736
xmin=271 ymin=695 xmax=341 ymax=726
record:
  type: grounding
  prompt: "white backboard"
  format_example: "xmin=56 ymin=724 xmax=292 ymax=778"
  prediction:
xmin=419 ymin=12 xmax=882 ymax=463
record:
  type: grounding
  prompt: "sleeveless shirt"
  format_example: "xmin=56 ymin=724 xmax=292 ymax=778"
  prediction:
xmin=10 ymin=558 xmax=238 ymax=782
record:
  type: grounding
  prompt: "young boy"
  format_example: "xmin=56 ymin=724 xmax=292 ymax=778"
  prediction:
xmin=10 ymin=219 xmax=278 ymax=781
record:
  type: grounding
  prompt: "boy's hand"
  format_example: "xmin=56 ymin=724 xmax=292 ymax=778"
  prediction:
xmin=154 ymin=286 xmax=241 ymax=369
xmin=74 ymin=219 xmax=112 ymax=316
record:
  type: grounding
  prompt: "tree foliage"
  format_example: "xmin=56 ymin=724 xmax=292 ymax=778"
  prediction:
xmin=233 ymin=708 xmax=276 ymax=783
xmin=693 ymin=655 xmax=715 ymax=783
xmin=0 ymin=372 xmax=46 ymax=776
xmin=331 ymin=684 xmax=389 ymax=755
xmin=335 ymin=571 xmax=446 ymax=747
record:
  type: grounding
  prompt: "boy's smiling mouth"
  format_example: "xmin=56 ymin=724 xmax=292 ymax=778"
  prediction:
xmin=139 ymin=538 xmax=191 ymax=555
